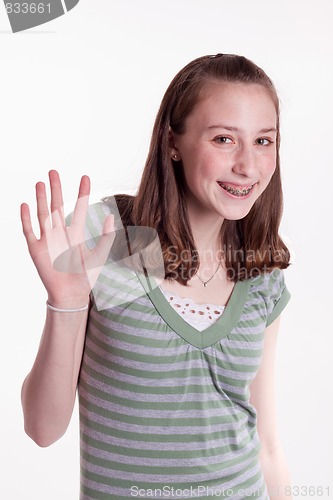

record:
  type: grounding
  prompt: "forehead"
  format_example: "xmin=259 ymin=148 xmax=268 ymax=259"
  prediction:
xmin=186 ymin=82 xmax=277 ymax=128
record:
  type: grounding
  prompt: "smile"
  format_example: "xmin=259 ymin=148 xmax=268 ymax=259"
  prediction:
xmin=217 ymin=182 xmax=255 ymax=197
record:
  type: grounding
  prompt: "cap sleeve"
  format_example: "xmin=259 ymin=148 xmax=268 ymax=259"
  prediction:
xmin=265 ymin=268 xmax=291 ymax=327
xmin=250 ymin=268 xmax=291 ymax=328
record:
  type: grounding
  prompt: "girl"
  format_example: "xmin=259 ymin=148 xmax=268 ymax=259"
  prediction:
xmin=21 ymin=54 xmax=293 ymax=499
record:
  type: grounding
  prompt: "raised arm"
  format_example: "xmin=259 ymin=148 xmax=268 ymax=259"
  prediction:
xmin=20 ymin=170 xmax=115 ymax=447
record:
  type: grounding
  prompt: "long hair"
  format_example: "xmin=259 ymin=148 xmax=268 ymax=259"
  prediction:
xmin=105 ymin=54 xmax=291 ymax=284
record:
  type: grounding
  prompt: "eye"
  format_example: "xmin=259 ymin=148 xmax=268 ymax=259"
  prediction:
xmin=213 ymin=136 xmax=233 ymax=144
xmin=256 ymin=138 xmax=274 ymax=146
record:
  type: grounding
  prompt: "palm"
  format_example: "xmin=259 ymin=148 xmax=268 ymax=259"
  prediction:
xmin=21 ymin=170 xmax=114 ymax=306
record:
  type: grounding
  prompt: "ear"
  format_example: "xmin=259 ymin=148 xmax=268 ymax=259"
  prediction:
xmin=168 ymin=127 xmax=181 ymax=161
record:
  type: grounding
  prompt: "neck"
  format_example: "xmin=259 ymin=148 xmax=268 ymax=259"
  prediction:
xmin=187 ymin=209 xmax=224 ymax=260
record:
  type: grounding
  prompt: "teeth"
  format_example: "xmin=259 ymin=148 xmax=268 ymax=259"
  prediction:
xmin=218 ymin=182 xmax=253 ymax=196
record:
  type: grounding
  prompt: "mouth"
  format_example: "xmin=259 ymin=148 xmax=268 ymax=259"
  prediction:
xmin=217 ymin=181 xmax=256 ymax=197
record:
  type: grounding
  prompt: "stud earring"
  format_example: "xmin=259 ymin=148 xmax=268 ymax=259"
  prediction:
xmin=172 ymin=154 xmax=179 ymax=160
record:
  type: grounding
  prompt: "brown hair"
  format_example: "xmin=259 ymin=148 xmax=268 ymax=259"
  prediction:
xmin=105 ymin=54 xmax=291 ymax=284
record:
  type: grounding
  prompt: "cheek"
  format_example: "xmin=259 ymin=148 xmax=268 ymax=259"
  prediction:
xmin=261 ymin=163 xmax=277 ymax=191
xmin=262 ymin=153 xmax=276 ymax=178
xmin=267 ymin=162 xmax=276 ymax=177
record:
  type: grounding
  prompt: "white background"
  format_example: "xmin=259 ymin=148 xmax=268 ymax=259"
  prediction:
xmin=1 ymin=0 xmax=332 ymax=498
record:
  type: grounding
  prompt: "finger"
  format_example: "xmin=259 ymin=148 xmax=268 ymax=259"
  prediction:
xmin=84 ymin=215 xmax=116 ymax=288
xmin=36 ymin=181 xmax=51 ymax=236
xmin=102 ymin=214 xmax=115 ymax=236
xmin=93 ymin=214 xmax=116 ymax=263
xmin=20 ymin=203 xmax=38 ymax=247
xmin=49 ymin=170 xmax=65 ymax=227
xmin=71 ymin=175 xmax=90 ymax=228
xmin=50 ymin=208 xmax=72 ymax=249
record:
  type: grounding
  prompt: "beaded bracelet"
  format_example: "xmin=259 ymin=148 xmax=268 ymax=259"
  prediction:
xmin=46 ymin=301 xmax=89 ymax=313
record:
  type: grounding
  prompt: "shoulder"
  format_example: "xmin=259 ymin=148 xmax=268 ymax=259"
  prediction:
xmin=248 ymin=268 xmax=291 ymax=326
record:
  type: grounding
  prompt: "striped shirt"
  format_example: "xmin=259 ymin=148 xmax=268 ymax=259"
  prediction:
xmin=74 ymin=202 xmax=291 ymax=499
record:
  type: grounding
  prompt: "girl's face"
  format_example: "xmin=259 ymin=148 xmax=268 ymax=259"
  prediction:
xmin=171 ymin=82 xmax=277 ymax=222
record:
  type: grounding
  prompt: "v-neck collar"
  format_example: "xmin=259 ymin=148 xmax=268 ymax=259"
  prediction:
xmin=135 ymin=270 xmax=252 ymax=349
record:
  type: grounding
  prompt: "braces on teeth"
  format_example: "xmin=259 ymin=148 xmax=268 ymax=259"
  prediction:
xmin=219 ymin=183 xmax=253 ymax=196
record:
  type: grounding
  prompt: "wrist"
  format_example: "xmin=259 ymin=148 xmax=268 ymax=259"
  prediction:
xmin=47 ymin=295 xmax=90 ymax=310
xmin=46 ymin=301 xmax=89 ymax=313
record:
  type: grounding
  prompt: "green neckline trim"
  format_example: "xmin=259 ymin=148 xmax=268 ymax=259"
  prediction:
xmin=135 ymin=271 xmax=252 ymax=350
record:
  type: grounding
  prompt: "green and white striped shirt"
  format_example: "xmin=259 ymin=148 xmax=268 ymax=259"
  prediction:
xmin=75 ymin=203 xmax=291 ymax=499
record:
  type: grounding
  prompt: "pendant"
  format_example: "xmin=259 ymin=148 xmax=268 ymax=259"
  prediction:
xmin=204 ymin=282 xmax=208 ymax=287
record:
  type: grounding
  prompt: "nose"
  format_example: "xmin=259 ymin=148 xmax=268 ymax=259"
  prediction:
xmin=232 ymin=144 xmax=257 ymax=178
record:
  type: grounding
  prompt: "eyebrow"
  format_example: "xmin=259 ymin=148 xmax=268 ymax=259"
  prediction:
xmin=207 ymin=125 xmax=277 ymax=134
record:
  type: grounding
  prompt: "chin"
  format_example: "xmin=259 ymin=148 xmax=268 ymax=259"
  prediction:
xmin=221 ymin=208 xmax=253 ymax=221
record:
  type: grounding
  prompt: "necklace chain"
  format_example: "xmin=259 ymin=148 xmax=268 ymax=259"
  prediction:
xmin=196 ymin=260 xmax=222 ymax=287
